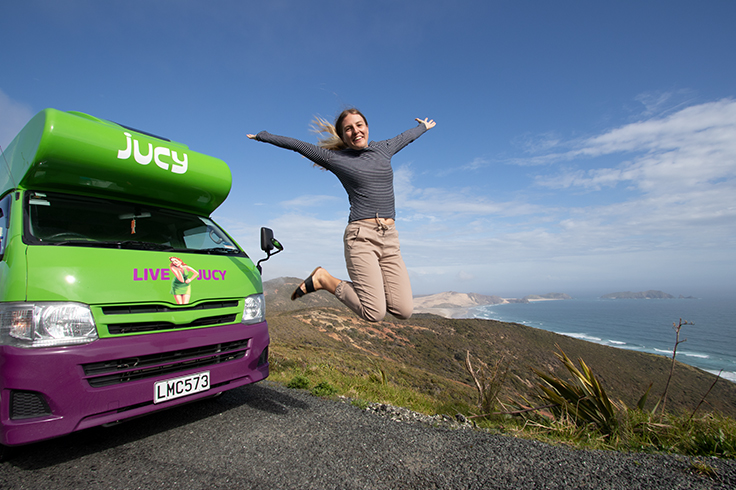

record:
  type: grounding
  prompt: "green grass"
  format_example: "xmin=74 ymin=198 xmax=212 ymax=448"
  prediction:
xmin=262 ymin=290 xmax=736 ymax=459
xmin=268 ymin=342 xmax=736 ymax=459
xmin=269 ymin=344 xmax=476 ymax=417
xmin=620 ymin=411 xmax=736 ymax=457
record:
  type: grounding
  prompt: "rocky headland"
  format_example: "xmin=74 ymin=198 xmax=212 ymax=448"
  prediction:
xmin=412 ymin=291 xmax=571 ymax=318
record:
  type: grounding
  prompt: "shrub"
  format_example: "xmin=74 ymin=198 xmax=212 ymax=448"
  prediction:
xmin=465 ymin=350 xmax=509 ymax=415
xmin=622 ymin=410 xmax=736 ymax=458
xmin=286 ymin=374 xmax=311 ymax=390
xmin=311 ymin=381 xmax=338 ymax=397
xmin=532 ymin=346 xmax=619 ymax=437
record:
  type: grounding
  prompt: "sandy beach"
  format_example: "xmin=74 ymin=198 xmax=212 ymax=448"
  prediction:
xmin=412 ymin=306 xmax=476 ymax=319
xmin=412 ymin=292 xmax=567 ymax=319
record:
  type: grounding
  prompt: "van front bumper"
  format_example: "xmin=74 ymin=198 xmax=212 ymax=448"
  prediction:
xmin=0 ymin=321 xmax=269 ymax=446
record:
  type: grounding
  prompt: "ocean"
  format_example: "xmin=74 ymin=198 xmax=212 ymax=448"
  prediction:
xmin=469 ymin=297 xmax=736 ymax=383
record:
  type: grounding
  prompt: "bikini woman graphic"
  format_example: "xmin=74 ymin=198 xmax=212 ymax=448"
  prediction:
xmin=169 ymin=256 xmax=199 ymax=305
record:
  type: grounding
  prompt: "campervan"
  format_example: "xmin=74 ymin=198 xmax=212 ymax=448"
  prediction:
xmin=0 ymin=109 xmax=280 ymax=453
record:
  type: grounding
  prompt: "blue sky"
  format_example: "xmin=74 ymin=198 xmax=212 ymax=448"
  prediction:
xmin=2 ymin=1 xmax=735 ymax=298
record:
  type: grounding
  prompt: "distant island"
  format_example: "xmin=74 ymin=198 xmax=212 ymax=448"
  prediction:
xmin=263 ymin=276 xmax=736 ymax=420
xmin=601 ymin=290 xmax=678 ymax=300
xmin=522 ymin=293 xmax=573 ymax=301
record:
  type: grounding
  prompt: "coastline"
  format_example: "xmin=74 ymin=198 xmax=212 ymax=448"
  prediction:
xmin=463 ymin=297 xmax=736 ymax=384
xmin=413 ymin=298 xmax=565 ymax=319
xmin=413 ymin=307 xmax=475 ymax=319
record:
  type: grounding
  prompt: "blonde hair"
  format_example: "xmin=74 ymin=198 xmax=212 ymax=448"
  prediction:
xmin=310 ymin=117 xmax=345 ymax=151
xmin=311 ymin=108 xmax=368 ymax=151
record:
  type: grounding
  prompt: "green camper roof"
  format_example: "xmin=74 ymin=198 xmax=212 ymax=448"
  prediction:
xmin=1 ymin=109 xmax=231 ymax=216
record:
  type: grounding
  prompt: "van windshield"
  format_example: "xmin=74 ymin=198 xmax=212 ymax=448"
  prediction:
xmin=23 ymin=191 xmax=246 ymax=256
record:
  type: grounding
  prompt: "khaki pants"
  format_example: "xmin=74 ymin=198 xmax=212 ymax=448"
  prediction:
xmin=334 ymin=220 xmax=413 ymax=322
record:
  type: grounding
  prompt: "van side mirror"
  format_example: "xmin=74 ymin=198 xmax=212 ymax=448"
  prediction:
xmin=256 ymin=227 xmax=283 ymax=274
xmin=260 ymin=227 xmax=283 ymax=253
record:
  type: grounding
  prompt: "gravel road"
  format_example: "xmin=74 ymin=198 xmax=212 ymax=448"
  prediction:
xmin=1 ymin=381 xmax=733 ymax=489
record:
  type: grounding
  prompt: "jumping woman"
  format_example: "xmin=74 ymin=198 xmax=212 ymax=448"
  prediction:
xmin=247 ymin=109 xmax=435 ymax=322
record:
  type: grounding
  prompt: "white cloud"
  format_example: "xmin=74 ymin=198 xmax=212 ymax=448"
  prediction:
xmin=526 ymin=99 xmax=736 ymax=249
xmin=512 ymin=131 xmax=562 ymax=154
xmin=0 ymin=89 xmax=34 ymax=149
xmin=634 ymin=89 xmax=698 ymax=118
xmin=537 ymin=98 xmax=736 ymax=180
xmin=457 ymin=270 xmax=475 ymax=281
xmin=239 ymin=213 xmax=349 ymax=283
xmin=279 ymin=194 xmax=342 ymax=209
xmin=394 ymin=165 xmax=543 ymax=220
xmin=223 ymin=99 xmax=736 ymax=297
xmin=398 ymin=99 xmax=736 ymax=294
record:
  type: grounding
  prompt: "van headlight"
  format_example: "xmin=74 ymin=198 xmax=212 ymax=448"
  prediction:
xmin=0 ymin=302 xmax=98 ymax=348
xmin=241 ymin=294 xmax=265 ymax=324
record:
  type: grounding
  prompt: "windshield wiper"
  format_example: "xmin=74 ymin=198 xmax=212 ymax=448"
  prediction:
xmin=50 ymin=240 xmax=107 ymax=247
xmin=48 ymin=240 xmax=174 ymax=251
xmin=118 ymin=241 xmax=175 ymax=251
xmin=203 ymin=247 xmax=242 ymax=255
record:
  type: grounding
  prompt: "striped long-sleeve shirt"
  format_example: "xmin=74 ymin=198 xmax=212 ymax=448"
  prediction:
xmin=256 ymin=124 xmax=428 ymax=222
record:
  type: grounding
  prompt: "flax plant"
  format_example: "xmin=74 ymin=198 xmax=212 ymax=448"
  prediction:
xmin=533 ymin=346 xmax=619 ymax=437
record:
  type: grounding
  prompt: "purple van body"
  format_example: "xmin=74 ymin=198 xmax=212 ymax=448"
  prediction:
xmin=0 ymin=321 xmax=269 ymax=446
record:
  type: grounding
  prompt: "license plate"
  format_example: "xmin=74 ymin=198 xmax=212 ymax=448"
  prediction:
xmin=154 ymin=371 xmax=210 ymax=404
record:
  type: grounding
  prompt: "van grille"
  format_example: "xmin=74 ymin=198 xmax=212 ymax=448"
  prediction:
xmin=95 ymin=300 xmax=242 ymax=336
xmin=82 ymin=339 xmax=250 ymax=387
xmin=101 ymin=300 xmax=239 ymax=315
xmin=107 ymin=313 xmax=237 ymax=334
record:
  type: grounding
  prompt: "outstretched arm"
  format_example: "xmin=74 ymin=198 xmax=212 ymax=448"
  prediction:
xmin=246 ymin=131 xmax=333 ymax=168
xmin=415 ymin=118 xmax=436 ymax=130
xmin=379 ymin=118 xmax=436 ymax=155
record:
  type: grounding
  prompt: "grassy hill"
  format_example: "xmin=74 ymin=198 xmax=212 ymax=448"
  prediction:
xmin=264 ymin=277 xmax=736 ymax=419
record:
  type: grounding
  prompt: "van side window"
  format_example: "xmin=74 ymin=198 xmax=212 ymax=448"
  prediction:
xmin=0 ymin=193 xmax=10 ymax=257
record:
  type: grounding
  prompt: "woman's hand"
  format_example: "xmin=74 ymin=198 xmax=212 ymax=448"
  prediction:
xmin=246 ymin=134 xmax=257 ymax=139
xmin=416 ymin=118 xmax=436 ymax=130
